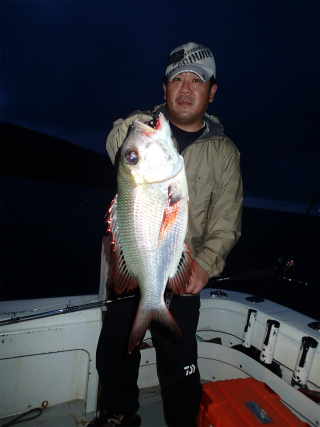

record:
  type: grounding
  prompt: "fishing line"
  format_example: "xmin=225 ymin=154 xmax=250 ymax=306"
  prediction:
xmin=1 ymin=172 xmax=116 ymax=286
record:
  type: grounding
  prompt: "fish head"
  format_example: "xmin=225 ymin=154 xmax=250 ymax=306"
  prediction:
xmin=118 ymin=113 xmax=184 ymax=185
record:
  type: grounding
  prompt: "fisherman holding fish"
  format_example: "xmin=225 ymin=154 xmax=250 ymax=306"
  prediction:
xmin=90 ymin=42 xmax=243 ymax=427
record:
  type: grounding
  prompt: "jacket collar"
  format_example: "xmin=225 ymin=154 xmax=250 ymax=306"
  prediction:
xmin=152 ymin=103 xmax=224 ymax=142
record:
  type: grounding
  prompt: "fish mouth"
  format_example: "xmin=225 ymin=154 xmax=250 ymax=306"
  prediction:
xmin=132 ymin=120 xmax=157 ymax=134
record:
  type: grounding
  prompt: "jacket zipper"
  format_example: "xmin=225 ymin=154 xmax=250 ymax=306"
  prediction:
xmin=203 ymin=191 xmax=214 ymax=237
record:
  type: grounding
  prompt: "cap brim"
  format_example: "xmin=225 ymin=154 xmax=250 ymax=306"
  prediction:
xmin=167 ymin=64 xmax=211 ymax=83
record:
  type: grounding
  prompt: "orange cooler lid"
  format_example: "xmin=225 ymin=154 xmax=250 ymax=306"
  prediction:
xmin=198 ymin=378 xmax=309 ymax=427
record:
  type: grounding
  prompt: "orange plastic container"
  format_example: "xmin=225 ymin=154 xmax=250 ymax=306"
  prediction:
xmin=198 ymin=378 xmax=309 ymax=427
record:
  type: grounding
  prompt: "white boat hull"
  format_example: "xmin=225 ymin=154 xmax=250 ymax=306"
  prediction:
xmin=1 ymin=289 xmax=319 ymax=426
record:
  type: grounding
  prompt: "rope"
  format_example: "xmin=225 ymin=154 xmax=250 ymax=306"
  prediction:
xmin=2 ymin=408 xmax=43 ymax=426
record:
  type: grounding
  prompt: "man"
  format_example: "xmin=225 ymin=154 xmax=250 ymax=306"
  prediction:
xmin=91 ymin=42 xmax=243 ymax=427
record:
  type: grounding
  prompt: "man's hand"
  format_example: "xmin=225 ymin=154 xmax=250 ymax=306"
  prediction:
xmin=185 ymin=261 xmax=209 ymax=295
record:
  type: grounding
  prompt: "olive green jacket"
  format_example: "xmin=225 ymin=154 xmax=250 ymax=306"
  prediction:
xmin=106 ymin=103 xmax=243 ymax=278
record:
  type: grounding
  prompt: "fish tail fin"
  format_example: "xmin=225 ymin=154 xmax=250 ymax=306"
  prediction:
xmin=128 ymin=305 xmax=181 ymax=353
xmin=128 ymin=308 xmax=153 ymax=354
xmin=153 ymin=305 xmax=182 ymax=337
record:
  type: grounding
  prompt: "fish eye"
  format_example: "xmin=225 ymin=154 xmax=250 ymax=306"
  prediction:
xmin=124 ymin=148 xmax=139 ymax=165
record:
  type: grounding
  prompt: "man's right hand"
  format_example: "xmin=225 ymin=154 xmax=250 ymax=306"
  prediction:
xmin=106 ymin=111 xmax=153 ymax=164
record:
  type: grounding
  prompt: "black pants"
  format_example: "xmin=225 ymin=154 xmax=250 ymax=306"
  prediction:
xmin=96 ymin=289 xmax=202 ymax=427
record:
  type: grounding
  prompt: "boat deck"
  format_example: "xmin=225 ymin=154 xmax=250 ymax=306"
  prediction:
xmin=139 ymin=388 xmax=166 ymax=427
xmin=1 ymin=291 xmax=319 ymax=427
xmin=0 ymin=388 xmax=165 ymax=427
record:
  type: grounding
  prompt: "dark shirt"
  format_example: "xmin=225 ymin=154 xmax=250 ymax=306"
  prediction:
xmin=169 ymin=121 xmax=204 ymax=154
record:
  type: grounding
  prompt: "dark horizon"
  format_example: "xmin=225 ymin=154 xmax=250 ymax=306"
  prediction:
xmin=1 ymin=120 xmax=318 ymax=216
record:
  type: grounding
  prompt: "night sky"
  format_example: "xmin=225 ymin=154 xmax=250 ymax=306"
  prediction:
xmin=1 ymin=1 xmax=319 ymax=213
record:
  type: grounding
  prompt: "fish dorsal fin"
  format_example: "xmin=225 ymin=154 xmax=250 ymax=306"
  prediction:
xmin=158 ymin=185 xmax=182 ymax=245
xmin=168 ymin=244 xmax=194 ymax=294
xmin=105 ymin=195 xmax=138 ymax=293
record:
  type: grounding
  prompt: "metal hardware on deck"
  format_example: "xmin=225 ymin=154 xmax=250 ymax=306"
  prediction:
xmin=292 ymin=336 xmax=318 ymax=386
xmin=307 ymin=321 xmax=320 ymax=332
xmin=210 ymin=290 xmax=228 ymax=298
xmin=260 ymin=320 xmax=280 ymax=364
xmin=242 ymin=309 xmax=257 ymax=348
xmin=245 ymin=295 xmax=265 ymax=303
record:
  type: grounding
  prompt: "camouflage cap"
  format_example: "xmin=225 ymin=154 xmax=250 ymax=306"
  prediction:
xmin=165 ymin=42 xmax=216 ymax=83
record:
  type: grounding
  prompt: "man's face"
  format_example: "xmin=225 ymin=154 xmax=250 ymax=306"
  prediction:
xmin=163 ymin=72 xmax=217 ymax=130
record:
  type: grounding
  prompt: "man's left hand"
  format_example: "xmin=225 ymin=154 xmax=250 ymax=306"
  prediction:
xmin=185 ymin=261 xmax=209 ymax=295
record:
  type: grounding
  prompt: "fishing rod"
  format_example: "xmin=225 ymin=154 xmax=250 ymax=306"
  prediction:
xmin=251 ymin=189 xmax=319 ymax=301
xmin=276 ymin=189 xmax=320 ymax=269
xmin=208 ymin=262 xmax=308 ymax=287
xmin=209 ymin=267 xmax=276 ymax=284
xmin=0 ymin=294 xmax=135 ymax=326
xmin=209 ymin=190 xmax=319 ymax=295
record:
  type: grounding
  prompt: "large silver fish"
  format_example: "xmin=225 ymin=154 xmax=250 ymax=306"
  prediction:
xmin=106 ymin=113 xmax=193 ymax=353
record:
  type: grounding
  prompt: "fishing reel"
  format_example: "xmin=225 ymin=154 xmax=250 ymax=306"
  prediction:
xmin=275 ymin=258 xmax=309 ymax=288
xmin=276 ymin=258 xmax=295 ymax=277
xmin=210 ymin=257 xmax=308 ymax=289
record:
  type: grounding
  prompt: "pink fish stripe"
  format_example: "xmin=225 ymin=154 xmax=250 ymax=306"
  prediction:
xmin=158 ymin=198 xmax=181 ymax=246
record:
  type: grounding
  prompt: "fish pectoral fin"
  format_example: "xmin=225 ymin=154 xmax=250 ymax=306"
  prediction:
xmin=168 ymin=244 xmax=194 ymax=294
xmin=158 ymin=186 xmax=182 ymax=245
xmin=105 ymin=194 xmax=138 ymax=294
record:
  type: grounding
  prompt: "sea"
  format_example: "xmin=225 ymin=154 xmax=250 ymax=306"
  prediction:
xmin=1 ymin=175 xmax=319 ymax=321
